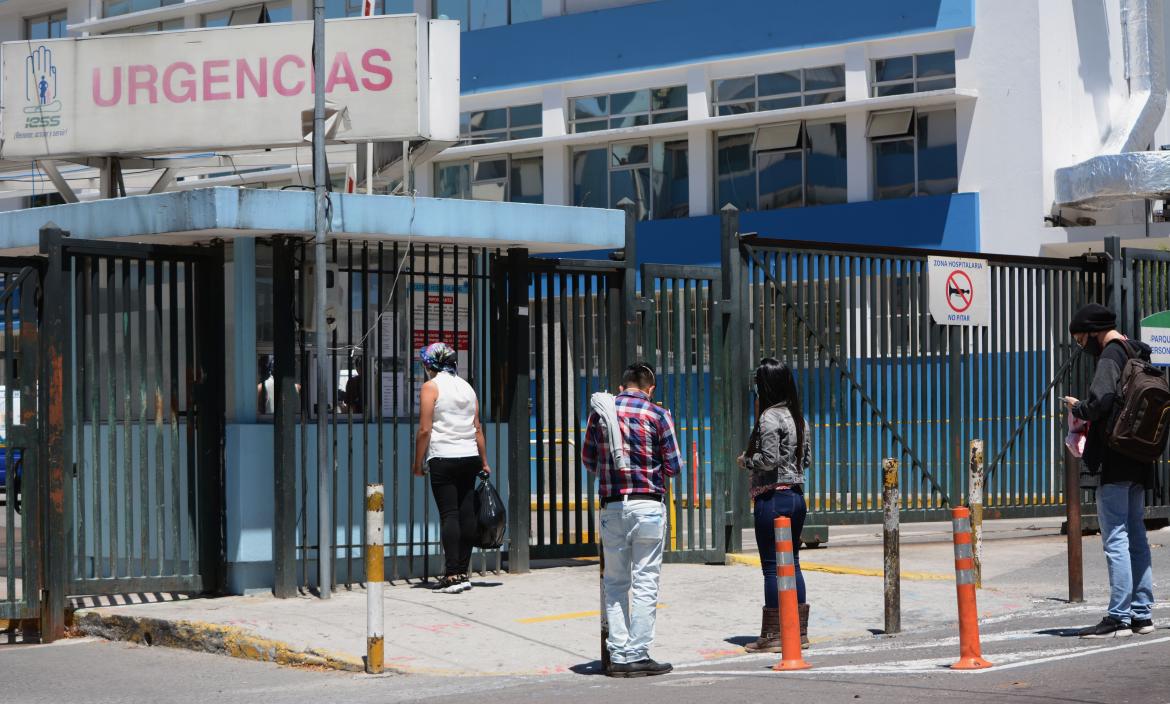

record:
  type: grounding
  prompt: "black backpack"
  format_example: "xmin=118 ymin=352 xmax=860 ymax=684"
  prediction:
xmin=1107 ymin=340 xmax=1170 ymax=462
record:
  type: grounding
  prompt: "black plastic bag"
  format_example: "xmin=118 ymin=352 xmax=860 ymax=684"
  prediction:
xmin=474 ymin=471 xmax=506 ymax=549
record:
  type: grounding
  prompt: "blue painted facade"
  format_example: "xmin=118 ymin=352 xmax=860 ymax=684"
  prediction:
xmin=556 ymin=193 xmax=981 ymax=266
xmin=462 ymin=0 xmax=974 ymax=93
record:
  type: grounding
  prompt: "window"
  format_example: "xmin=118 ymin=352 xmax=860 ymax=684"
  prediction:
xmin=103 ymin=0 xmax=182 ymax=17
xmin=569 ymin=86 xmax=687 ymax=134
xmin=572 ymin=139 xmax=689 ymax=220
xmin=26 ymin=10 xmax=67 ymax=40
xmin=325 ymin=0 xmax=415 ymax=17
xmin=435 ymin=154 xmax=543 ymax=204
xmin=716 ymin=119 xmax=847 ymax=212
xmin=204 ymin=1 xmax=293 ymax=26
xmin=459 ymin=104 xmax=542 ymax=144
xmin=871 ymin=51 xmax=955 ymax=97
xmin=433 ymin=0 xmax=542 ymax=31
xmin=713 ymin=66 xmax=845 ymax=116
xmin=105 ymin=18 xmax=185 ymax=33
xmin=869 ymin=108 xmax=957 ymax=200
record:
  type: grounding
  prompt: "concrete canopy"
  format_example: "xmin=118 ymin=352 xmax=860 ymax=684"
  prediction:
xmin=0 ymin=187 xmax=625 ymax=255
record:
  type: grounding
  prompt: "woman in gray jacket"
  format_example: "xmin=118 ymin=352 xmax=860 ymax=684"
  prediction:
xmin=738 ymin=357 xmax=811 ymax=653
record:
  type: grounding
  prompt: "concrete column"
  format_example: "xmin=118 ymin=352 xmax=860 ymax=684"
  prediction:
xmin=686 ymin=66 xmax=711 ymax=215
xmin=230 ymin=238 xmax=258 ymax=423
xmin=414 ymin=157 xmax=435 ymax=196
xmin=543 ymin=85 xmax=569 ymax=205
xmin=412 ymin=0 xmax=429 ymax=16
xmin=845 ymin=45 xmax=870 ymax=203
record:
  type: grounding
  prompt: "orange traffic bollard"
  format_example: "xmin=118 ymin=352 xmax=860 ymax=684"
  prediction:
xmin=950 ymin=507 xmax=992 ymax=670
xmin=772 ymin=516 xmax=811 ymax=671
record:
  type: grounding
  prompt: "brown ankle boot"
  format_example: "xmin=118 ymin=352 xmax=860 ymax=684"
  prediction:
xmin=798 ymin=603 xmax=810 ymax=649
xmin=744 ymin=607 xmax=781 ymax=653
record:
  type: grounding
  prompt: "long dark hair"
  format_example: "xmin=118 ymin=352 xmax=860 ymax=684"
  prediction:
xmin=754 ymin=357 xmax=805 ymax=465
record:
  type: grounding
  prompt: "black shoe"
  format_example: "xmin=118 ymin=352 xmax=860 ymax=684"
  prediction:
xmin=607 ymin=659 xmax=672 ymax=678
xmin=1078 ymin=616 xmax=1133 ymax=639
xmin=1131 ymin=618 xmax=1155 ymax=635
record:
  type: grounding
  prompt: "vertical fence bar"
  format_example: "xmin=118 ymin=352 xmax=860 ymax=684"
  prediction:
xmin=273 ymin=239 xmax=298 ymax=597
xmin=506 ymin=248 xmax=531 ymax=573
xmin=39 ymin=226 xmax=69 ymax=640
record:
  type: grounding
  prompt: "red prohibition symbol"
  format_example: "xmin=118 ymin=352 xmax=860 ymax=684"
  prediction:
xmin=946 ymin=270 xmax=974 ymax=313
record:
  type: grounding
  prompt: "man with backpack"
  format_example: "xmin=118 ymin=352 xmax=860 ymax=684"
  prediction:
xmin=1062 ymin=304 xmax=1157 ymax=639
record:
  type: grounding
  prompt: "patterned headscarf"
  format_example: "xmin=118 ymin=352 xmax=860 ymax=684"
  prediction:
xmin=419 ymin=342 xmax=457 ymax=374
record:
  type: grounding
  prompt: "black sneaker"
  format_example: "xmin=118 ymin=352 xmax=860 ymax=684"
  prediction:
xmin=1131 ymin=618 xmax=1155 ymax=635
xmin=1078 ymin=616 xmax=1133 ymax=639
xmin=431 ymin=575 xmax=466 ymax=594
xmin=607 ymin=659 xmax=672 ymax=678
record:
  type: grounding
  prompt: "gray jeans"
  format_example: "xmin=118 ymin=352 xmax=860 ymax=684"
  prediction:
xmin=601 ymin=499 xmax=666 ymax=664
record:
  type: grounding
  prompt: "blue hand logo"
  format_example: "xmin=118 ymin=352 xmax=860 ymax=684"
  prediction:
xmin=24 ymin=45 xmax=61 ymax=115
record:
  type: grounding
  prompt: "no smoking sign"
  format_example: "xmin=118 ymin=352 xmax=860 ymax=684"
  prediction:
xmin=928 ymin=256 xmax=990 ymax=327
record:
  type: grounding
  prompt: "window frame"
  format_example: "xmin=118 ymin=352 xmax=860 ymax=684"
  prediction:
xmin=712 ymin=65 xmax=846 ymax=116
xmin=459 ymin=103 xmax=543 ymax=144
xmin=571 ymin=137 xmax=690 ymax=220
xmin=568 ymin=86 xmax=688 ymax=134
xmin=870 ymin=51 xmax=957 ymax=97
xmin=868 ymin=107 xmax=958 ymax=200
xmin=716 ymin=118 xmax=848 ymax=212
xmin=435 ymin=152 xmax=544 ymax=204
xmin=103 ymin=0 xmax=183 ymax=19
xmin=432 ymin=0 xmax=542 ymax=31
xmin=203 ymin=1 xmax=293 ymax=26
xmin=25 ymin=9 xmax=68 ymax=40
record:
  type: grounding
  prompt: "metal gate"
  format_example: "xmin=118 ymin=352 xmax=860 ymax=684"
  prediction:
xmin=42 ymin=230 xmax=226 ymax=601
xmin=269 ymin=238 xmax=508 ymax=592
xmin=1118 ymin=244 xmax=1170 ymax=518
xmin=729 ymin=210 xmax=1106 ymax=526
xmin=0 ymin=259 xmax=43 ymax=624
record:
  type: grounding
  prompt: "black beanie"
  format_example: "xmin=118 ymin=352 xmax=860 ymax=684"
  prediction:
xmin=1069 ymin=303 xmax=1116 ymax=333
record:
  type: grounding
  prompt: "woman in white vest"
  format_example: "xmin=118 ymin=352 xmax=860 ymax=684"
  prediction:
xmin=411 ymin=342 xmax=491 ymax=594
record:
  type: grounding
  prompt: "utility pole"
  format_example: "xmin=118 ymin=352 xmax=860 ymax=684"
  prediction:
xmin=312 ymin=0 xmax=332 ymax=599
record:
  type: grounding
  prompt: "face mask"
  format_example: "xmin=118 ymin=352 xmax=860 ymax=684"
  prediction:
xmin=1080 ymin=335 xmax=1102 ymax=357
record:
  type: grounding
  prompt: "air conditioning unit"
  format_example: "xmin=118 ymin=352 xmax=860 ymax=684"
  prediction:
xmin=300 ymin=264 xmax=347 ymax=335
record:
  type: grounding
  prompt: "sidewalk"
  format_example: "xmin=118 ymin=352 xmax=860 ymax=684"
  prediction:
xmin=72 ymin=519 xmax=1139 ymax=676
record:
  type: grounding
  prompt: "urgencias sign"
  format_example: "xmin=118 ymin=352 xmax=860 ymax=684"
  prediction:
xmin=1 ymin=15 xmax=459 ymax=159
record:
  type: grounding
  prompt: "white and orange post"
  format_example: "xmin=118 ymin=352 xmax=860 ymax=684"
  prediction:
xmin=773 ymin=516 xmax=811 ymax=671
xmin=950 ymin=506 xmax=992 ymax=670
xmin=365 ymin=483 xmax=385 ymax=674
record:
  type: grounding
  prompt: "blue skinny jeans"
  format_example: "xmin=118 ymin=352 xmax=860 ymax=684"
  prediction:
xmin=753 ymin=487 xmax=807 ymax=608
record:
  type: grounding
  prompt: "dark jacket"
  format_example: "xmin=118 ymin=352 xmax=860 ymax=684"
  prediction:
xmin=1071 ymin=338 xmax=1155 ymax=488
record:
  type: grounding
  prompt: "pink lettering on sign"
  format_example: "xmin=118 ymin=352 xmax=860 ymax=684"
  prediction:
xmin=202 ymin=60 xmax=231 ymax=101
xmin=326 ymin=52 xmax=359 ymax=93
xmin=128 ymin=65 xmax=158 ymax=105
xmin=88 ymin=49 xmax=394 ymax=107
xmin=92 ymin=66 xmax=122 ymax=107
xmin=361 ymin=49 xmax=393 ymax=91
xmin=237 ymin=57 xmax=268 ymax=99
xmin=163 ymin=62 xmax=197 ymax=103
xmin=274 ymin=54 xmax=306 ymax=97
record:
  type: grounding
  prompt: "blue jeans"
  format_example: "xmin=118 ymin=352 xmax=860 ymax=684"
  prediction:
xmin=1097 ymin=481 xmax=1155 ymax=623
xmin=600 ymin=499 xmax=666 ymax=664
xmin=754 ymin=488 xmax=807 ymax=608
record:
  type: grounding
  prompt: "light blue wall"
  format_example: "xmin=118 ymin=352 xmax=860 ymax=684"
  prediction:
xmin=231 ymin=239 xmax=257 ymax=423
xmin=225 ymin=421 xmax=509 ymax=594
xmin=461 ymin=0 xmax=975 ymax=93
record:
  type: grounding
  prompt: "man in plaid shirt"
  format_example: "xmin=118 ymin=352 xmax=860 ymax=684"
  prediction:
xmin=583 ymin=363 xmax=681 ymax=677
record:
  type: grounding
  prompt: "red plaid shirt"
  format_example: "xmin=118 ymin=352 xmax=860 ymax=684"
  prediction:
xmin=582 ymin=390 xmax=682 ymax=497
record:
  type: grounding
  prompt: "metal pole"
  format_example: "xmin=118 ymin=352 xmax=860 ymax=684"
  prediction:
xmin=365 ymin=484 xmax=385 ymax=674
xmin=313 ymin=0 xmax=332 ymax=599
xmin=882 ymin=458 xmax=900 ymax=635
xmin=1064 ymin=447 xmax=1084 ymax=603
xmin=968 ymin=439 xmax=984 ymax=589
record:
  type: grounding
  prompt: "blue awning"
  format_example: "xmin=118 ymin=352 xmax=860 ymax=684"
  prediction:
xmin=0 ymin=188 xmax=625 ymax=254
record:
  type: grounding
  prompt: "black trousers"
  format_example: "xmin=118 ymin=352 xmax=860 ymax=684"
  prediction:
xmin=428 ymin=456 xmax=480 ymax=577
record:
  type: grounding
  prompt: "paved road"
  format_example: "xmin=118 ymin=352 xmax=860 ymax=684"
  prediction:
xmin=3 ymin=603 xmax=1168 ymax=703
